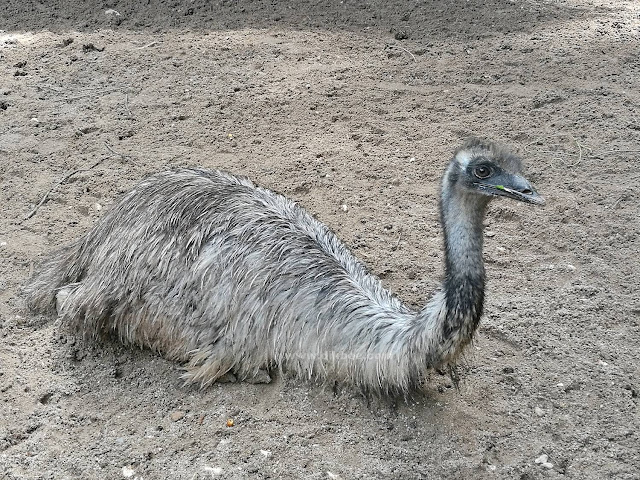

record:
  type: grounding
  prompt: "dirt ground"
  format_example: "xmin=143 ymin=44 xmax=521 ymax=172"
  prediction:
xmin=1 ymin=1 xmax=639 ymax=478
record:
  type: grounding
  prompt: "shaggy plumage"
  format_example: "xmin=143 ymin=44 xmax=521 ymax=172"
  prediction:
xmin=25 ymin=138 xmax=543 ymax=393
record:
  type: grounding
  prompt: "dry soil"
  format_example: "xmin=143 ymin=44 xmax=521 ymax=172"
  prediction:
xmin=0 ymin=1 xmax=639 ymax=479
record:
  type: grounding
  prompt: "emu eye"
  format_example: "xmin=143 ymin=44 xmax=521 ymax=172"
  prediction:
xmin=473 ymin=165 xmax=492 ymax=179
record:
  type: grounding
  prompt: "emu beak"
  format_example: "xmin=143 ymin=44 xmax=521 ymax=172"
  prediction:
xmin=478 ymin=175 xmax=545 ymax=205
xmin=495 ymin=177 xmax=545 ymax=205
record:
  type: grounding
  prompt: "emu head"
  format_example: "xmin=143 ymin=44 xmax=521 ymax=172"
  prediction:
xmin=444 ymin=138 xmax=545 ymax=206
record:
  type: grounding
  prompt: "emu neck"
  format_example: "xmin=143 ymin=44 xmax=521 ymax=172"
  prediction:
xmin=441 ymin=188 xmax=487 ymax=292
xmin=433 ymin=182 xmax=489 ymax=361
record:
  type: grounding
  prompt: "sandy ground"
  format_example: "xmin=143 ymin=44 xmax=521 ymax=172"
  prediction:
xmin=1 ymin=1 xmax=639 ymax=479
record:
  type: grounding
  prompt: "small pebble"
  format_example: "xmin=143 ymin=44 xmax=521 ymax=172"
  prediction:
xmin=485 ymin=230 xmax=496 ymax=237
xmin=541 ymin=462 xmax=554 ymax=469
xmin=94 ymin=203 xmax=102 ymax=211
xmin=260 ymin=449 xmax=272 ymax=457
xmin=122 ymin=466 xmax=135 ymax=478
xmin=340 ymin=204 xmax=348 ymax=212
xmin=170 ymin=410 xmax=185 ymax=421
xmin=535 ymin=454 xmax=548 ymax=464
xmin=534 ymin=406 xmax=545 ymax=417
xmin=204 ymin=466 xmax=223 ymax=476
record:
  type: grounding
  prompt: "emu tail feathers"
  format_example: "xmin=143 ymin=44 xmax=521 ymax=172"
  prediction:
xmin=24 ymin=240 xmax=85 ymax=314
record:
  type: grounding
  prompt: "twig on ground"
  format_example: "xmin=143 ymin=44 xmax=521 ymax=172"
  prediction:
xmin=392 ymin=232 xmax=403 ymax=251
xmin=563 ymin=136 xmax=592 ymax=168
xmin=523 ymin=134 xmax=592 ymax=169
xmin=610 ymin=195 xmax=627 ymax=210
xmin=137 ymin=41 xmax=157 ymax=49
xmin=125 ymin=93 xmax=133 ymax=117
xmin=597 ymin=149 xmax=640 ymax=155
xmin=396 ymin=45 xmax=416 ymax=62
xmin=21 ymin=143 xmax=124 ymax=223
xmin=104 ymin=142 xmax=129 ymax=160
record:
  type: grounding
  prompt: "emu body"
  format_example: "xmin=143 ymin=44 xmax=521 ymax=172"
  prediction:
xmin=26 ymin=139 xmax=543 ymax=393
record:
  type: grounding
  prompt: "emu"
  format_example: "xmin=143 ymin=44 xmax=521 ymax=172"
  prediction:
xmin=26 ymin=138 xmax=543 ymax=393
